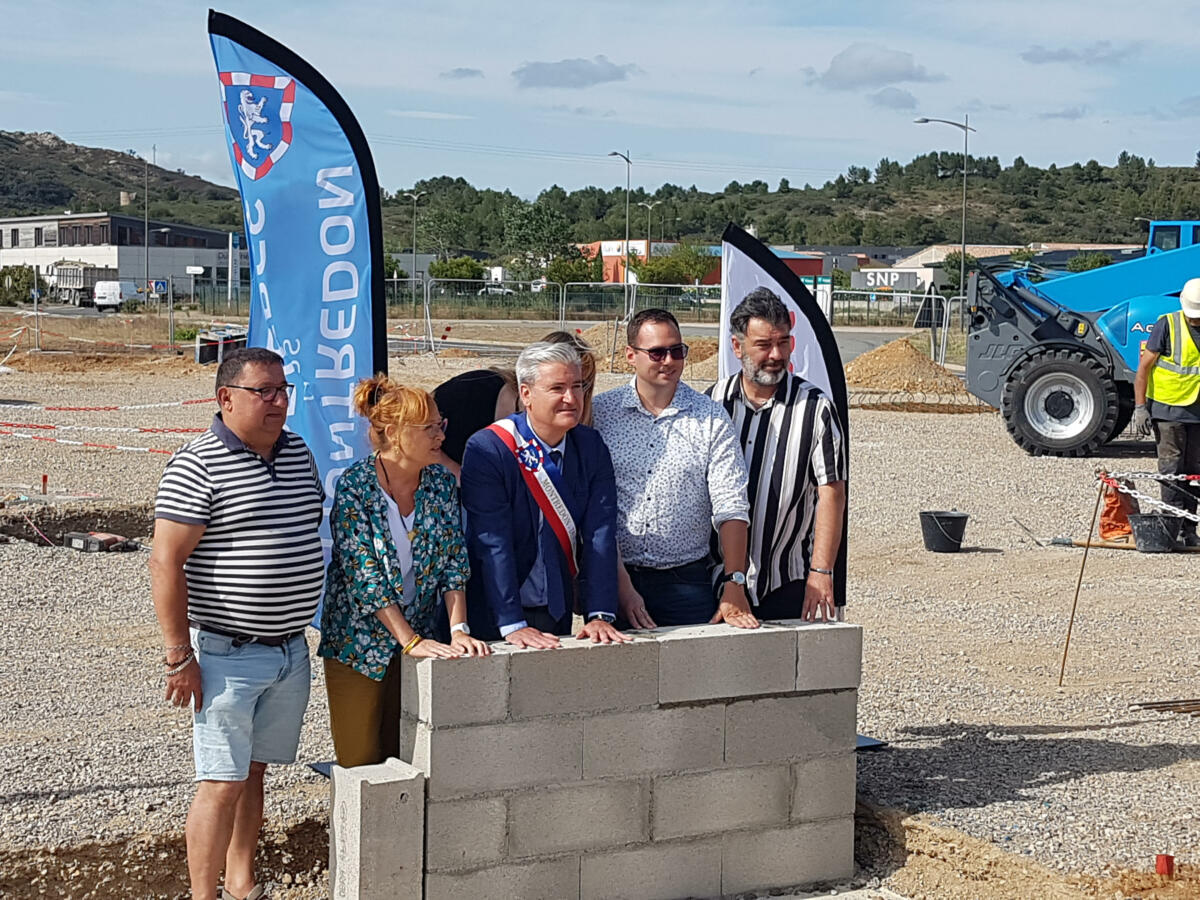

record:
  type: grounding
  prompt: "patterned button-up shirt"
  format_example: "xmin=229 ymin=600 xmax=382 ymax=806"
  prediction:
xmin=318 ymin=455 xmax=470 ymax=681
xmin=593 ymin=378 xmax=749 ymax=568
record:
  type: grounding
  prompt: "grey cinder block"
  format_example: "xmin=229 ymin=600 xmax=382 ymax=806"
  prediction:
xmin=508 ymin=780 xmax=649 ymax=857
xmin=400 ymin=649 xmax=510 ymax=727
xmin=792 ymin=754 xmax=857 ymax=822
xmin=508 ymin=636 xmax=659 ymax=719
xmin=424 ymin=856 xmax=581 ymax=900
xmin=652 ymin=765 xmax=791 ymax=839
xmin=657 ymin=623 xmax=797 ymax=703
xmin=580 ymin=838 xmax=722 ymax=900
xmin=411 ymin=718 xmax=584 ymax=799
xmin=425 ymin=796 xmax=507 ymax=871
xmin=725 ymin=690 xmax=858 ymax=765
xmin=721 ymin=817 xmax=854 ymax=894
xmin=329 ymin=759 xmax=424 ymax=900
xmin=582 ymin=704 xmax=724 ymax=778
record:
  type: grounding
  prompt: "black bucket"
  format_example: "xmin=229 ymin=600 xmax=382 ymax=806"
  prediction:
xmin=1129 ymin=514 xmax=1182 ymax=553
xmin=919 ymin=510 xmax=969 ymax=553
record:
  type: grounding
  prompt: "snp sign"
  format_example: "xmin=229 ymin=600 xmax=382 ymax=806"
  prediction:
xmin=851 ymin=269 xmax=920 ymax=291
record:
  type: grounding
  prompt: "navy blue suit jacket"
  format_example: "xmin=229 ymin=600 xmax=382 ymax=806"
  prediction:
xmin=460 ymin=415 xmax=618 ymax=637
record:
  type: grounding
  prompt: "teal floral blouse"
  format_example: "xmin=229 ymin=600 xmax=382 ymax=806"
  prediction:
xmin=318 ymin=454 xmax=470 ymax=680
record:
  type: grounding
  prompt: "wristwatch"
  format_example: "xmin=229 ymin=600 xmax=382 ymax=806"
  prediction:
xmin=718 ymin=570 xmax=747 ymax=590
xmin=588 ymin=612 xmax=616 ymax=624
xmin=450 ymin=622 xmax=471 ymax=636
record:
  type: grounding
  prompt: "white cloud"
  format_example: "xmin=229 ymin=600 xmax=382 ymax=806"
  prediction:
xmin=387 ymin=109 xmax=474 ymax=121
xmin=1020 ymin=41 xmax=1137 ymax=66
xmin=1039 ymin=106 xmax=1088 ymax=120
xmin=868 ymin=87 xmax=918 ymax=110
xmin=439 ymin=67 xmax=484 ymax=80
xmin=810 ymin=42 xmax=944 ymax=90
xmin=512 ymin=55 xmax=641 ymax=89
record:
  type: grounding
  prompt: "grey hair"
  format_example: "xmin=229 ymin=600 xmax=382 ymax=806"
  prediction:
xmin=516 ymin=341 xmax=582 ymax=387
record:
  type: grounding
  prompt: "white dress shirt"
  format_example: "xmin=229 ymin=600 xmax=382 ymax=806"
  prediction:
xmin=593 ymin=378 xmax=749 ymax=568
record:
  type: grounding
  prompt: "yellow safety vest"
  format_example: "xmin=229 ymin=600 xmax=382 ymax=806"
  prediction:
xmin=1148 ymin=311 xmax=1200 ymax=407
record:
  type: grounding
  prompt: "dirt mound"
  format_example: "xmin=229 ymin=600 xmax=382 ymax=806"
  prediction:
xmin=579 ymin=322 xmax=623 ymax=360
xmin=584 ymin=322 xmax=720 ymax=378
xmin=858 ymin=802 xmax=1200 ymax=900
xmin=686 ymin=352 xmax=721 ymax=384
xmin=845 ymin=338 xmax=967 ymax=394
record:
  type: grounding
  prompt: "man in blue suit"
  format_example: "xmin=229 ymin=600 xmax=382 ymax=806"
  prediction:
xmin=461 ymin=341 xmax=629 ymax=649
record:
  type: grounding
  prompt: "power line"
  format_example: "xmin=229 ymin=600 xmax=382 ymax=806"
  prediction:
xmin=60 ymin=125 xmax=838 ymax=181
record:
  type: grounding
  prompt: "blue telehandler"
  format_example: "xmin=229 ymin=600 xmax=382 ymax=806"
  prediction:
xmin=965 ymin=220 xmax=1200 ymax=456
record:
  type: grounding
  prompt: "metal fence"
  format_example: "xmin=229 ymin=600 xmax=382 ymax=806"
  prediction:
xmin=426 ymin=279 xmax=559 ymax=321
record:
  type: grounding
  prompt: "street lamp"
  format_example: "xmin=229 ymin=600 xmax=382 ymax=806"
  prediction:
xmin=608 ymin=150 xmax=631 ymax=316
xmin=914 ymin=115 xmax=976 ymax=304
xmin=107 ymin=153 xmax=150 ymax=294
xmin=637 ymin=200 xmax=663 ymax=259
xmin=403 ymin=190 xmax=426 ymax=307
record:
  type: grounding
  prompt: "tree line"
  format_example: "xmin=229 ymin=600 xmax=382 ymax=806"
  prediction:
xmin=377 ymin=151 xmax=1200 ymax=282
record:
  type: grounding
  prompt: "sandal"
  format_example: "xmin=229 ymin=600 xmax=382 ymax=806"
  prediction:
xmin=221 ymin=886 xmax=266 ymax=900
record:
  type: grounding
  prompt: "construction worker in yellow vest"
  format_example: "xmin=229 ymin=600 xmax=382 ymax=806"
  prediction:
xmin=1133 ymin=277 xmax=1200 ymax=546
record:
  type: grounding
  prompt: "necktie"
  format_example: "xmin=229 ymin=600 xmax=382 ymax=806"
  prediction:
xmin=542 ymin=448 xmax=565 ymax=620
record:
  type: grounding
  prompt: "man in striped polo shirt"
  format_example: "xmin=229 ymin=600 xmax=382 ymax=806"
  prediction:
xmin=709 ymin=288 xmax=847 ymax=622
xmin=150 ymin=347 xmax=325 ymax=900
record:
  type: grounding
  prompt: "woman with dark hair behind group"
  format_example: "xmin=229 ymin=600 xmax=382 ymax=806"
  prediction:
xmin=318 ymin=375 xmax=489 ymax=768
xmin=432 ymin=330 xmax=597 ymax=478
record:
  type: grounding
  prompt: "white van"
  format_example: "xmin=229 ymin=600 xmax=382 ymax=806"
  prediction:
xmin=92 ymin=280 xmax=141 ymax=311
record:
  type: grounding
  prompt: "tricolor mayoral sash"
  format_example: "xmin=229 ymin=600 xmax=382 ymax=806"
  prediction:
xmin=486 ymin=416 xmax=579 ymax=577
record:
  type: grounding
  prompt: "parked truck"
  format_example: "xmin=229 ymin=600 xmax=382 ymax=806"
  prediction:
xmin=966 ymin=220 xmax=1200 ymax=456
xmin=52 ymin=260 xmax=119 ymax=306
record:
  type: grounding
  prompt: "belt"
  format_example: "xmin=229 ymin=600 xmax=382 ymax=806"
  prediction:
xmin=191 ymin=620 xmax=306 ymax=647
xmin=625 ymin=555 xmax=711 ymax=574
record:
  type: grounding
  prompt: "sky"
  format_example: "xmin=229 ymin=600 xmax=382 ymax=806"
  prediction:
xmin=4 ymin=0 xmax=1199 ymax=199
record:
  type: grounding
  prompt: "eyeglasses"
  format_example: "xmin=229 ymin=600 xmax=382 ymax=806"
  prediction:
xmin=224 ymin=383 xmax=295 ymax=403
xmin=404 ymin=418 xmax=448 ymax=435
xmin=632 ymin=343 xmax=689 ymax=362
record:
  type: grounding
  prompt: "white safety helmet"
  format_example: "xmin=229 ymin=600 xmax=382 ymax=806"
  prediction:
xmin=1181 ymin=278 xmax=1200 ymax=318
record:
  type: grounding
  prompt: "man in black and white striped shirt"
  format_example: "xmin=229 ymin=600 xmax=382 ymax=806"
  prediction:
xmin=150 ymin=347 xmax=324 ymax=900
xmin=709 ymin=288 xmax=847 ymax=622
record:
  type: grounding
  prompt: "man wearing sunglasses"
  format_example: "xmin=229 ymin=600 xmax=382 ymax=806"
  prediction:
xmin=150 ymin=347 xmax=324 ymax=900
xmin=594 ymin=308 xmax=756 ymax=629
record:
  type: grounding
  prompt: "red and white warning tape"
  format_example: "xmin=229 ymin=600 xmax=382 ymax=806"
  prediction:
xmin=0 ymin=397 xmax=213 ymax=411
xmin=0 ymin=422 xmax=205 ymax=434
xmin=0 ymin=428 xmax=176 ymax=455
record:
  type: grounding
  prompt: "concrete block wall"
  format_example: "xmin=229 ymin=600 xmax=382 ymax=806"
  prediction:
xmin=340 ymin=620 xmax=861 ymax=899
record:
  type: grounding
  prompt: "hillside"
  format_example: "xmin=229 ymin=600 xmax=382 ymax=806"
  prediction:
xmin=5 ymin=130 xmax=1200 ymax=257
xmin=0 ymin=131 xmax=242 ymax=231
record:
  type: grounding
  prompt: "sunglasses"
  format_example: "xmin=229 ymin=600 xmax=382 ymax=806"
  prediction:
xmin=632 ymin=343 xmax=689 ymax=362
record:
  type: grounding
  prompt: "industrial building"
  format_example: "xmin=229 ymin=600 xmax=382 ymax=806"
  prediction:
xmin=0 ymin=211 xmax=243 ymax=299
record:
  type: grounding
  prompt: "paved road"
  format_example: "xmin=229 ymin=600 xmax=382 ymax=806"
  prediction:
xmin=16 ymin=306 xmax=912 ymax=364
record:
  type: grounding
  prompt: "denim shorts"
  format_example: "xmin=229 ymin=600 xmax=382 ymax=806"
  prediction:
xmin=191 ymin=628 xmax=311 ymax=782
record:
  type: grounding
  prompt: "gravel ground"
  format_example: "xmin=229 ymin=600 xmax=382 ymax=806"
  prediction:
xmin=1 ymin=352 xmax=1197 ymax=897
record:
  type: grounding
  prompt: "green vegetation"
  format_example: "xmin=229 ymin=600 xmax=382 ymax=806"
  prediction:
xmin=428 ymin=256 xmax=484 ymax=280
xmin=627 ymin=242 xmax=720 ymax=285
xmin=173 ymin=325 xmax=200 ymax=342
xmin=1066 ymin=252 xmax=1113 ymax=272
xmin=0 ymin=132 xmax=241 ymax=231
xmin=0 ymin=265 xmax=46 ymax=305
xmin=6 ymin=132 xmax=1198 ymax=282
